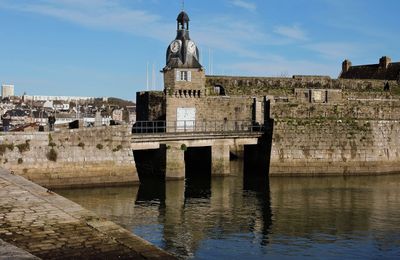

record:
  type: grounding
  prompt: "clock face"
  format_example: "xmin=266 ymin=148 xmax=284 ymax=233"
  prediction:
xmin=170 ymin=40 xmax=181 ymax=53
xmin=187 ymin=41 xmax=196 ymax=54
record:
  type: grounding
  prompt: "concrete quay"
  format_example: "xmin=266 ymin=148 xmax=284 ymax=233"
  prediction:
xmin=0 ymin=169 xmax=175 ymax=260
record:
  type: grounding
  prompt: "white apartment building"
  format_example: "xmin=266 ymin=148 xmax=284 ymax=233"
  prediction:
xmin=1 ymin=84 xmax=15 ymax=98
xmin=22 ymin=95 xmax=97 ymax=102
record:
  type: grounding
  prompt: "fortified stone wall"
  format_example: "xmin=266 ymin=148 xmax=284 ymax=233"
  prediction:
xmin=166 ymin=96 xmax=254 ymax=124
xmin=271 ymin=100 xmax=400 ymax=120
xmin=206 ymin=76 xmax=400 ymax=98
xmin=270 ymin=119 xmax=400 ymax=175
xmin=136 ymin=91 xmax=165 ymax=121
xmin=0 ymin=126 xmax=138 ymax=188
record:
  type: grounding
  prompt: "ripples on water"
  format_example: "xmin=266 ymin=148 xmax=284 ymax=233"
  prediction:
xmin=58 ymin=164 xmax=400 ymax=259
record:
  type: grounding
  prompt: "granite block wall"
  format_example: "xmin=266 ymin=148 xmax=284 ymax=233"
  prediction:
xmin=136 ymin=91 xmax=166 ymax=121
xmin=271 ymin=100 xmax=400 ymax=120
xmin=165 ymin=96 xmax=255 ymax=128
xmin=0 ymin=126 xmax=138 ymax=188
xmin=164 ymin=68 xmax=206 ymax=96
xmin=270 ymin=119 xmax=400 ymax=176
xmin=206 ymin=75 xmax=400 ymax=98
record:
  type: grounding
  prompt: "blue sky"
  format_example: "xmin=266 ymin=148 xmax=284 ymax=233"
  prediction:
xmin=0 ymin=0 xmax=399 ymax=100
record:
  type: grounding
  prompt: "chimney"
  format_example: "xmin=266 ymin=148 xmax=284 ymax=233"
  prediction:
xmin=342 ymin=59 xmax=352 ymax=73
xmin=379 ymin=56 xmax=391 ymax=69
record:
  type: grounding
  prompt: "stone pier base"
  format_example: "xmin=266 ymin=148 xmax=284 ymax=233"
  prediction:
xmin=165 ymin=142 xmax=185 ymax=180
xmin=212 ymin=142 xmax=231 ymax=176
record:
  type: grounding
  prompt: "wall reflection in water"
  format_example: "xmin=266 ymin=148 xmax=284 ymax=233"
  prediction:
xmin=58 ymin=162 xmax=400 ymax=259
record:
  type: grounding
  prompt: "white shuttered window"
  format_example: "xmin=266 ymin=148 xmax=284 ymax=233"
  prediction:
xmin=176 ymin=70 xmax=192 ymax=82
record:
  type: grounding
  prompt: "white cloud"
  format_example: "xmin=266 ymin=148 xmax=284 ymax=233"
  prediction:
xmin=0 ymin=0 xmax=173 ymax=41
xmin=192 ymin=16 xmax=270 ymax=58
xmin=273 ymin=25 xmax=308 ymax=41
xmin=304 ymin=42 xmax=359 ymax=60
xmin=229 ymin=0 xmax=256 ymax=12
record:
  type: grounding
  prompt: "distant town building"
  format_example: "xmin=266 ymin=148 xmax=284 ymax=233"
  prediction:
xmin=22 ymin=95 xmax=96 ymax=102
xmin=1 ymin=84 xmax=15 ymax=98
xmin=43 ymin=101 xmax=54 ymax=109
xmin=53 ymin=103 xmax=70 ymax=111
xmin=112 ymin=109 xmax=123 ymax=122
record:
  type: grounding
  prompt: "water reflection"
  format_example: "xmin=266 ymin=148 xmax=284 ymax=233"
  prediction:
xmin=268 ymin=176 xmax=400 ymax=258
xmin=132 ymin=159 xmax=272 ymax=258
xmin=58 ymin=164 xmax=400 ymax=259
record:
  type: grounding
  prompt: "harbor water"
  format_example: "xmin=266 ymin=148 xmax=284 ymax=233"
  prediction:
xmin=58 ymin=162 xmax=400 ymax=259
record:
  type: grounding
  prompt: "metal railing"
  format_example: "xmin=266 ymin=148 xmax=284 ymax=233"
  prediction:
xmin=132 ymin=120 xmax=265 ymax=134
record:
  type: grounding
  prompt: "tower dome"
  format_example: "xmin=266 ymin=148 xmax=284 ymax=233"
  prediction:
xmin=164 ymin=10 xmax=202 ymax=71
xmin=177 ymin=11 xmax=190 ymax=23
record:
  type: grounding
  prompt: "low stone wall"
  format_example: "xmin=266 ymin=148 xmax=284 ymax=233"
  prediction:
xmin=0 ymin=125 xmax=138 ymax=188
xmin=270 ymin=119 xmax=400 ymax=175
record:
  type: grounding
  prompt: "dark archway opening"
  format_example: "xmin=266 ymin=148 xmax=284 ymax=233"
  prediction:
xmin=184 ymin=147 xmax=212 ymax=199
xmin=133 ymin=148 xmax=166 ymax=182
xmin=214 ymin=85 xmax=226 ymax=96
xmin=243 ymin=145 xmax=262 ymax=176
xmin=134 ymin=148 xmax=166 ymax=204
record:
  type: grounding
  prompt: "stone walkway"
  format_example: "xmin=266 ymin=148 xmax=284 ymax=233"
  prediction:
xmin=0 ymin=169 xmax=175 ymax=259
xmin=0 ymin=238 xmax=39 ymax=259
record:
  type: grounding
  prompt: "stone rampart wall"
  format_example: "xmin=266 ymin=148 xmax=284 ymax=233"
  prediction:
xmin=270 ymin=119 xmax=400 ymax=175
xmin=166 ymin=96 xmax=254 ymax=123
xmin=271 ymin=100 xmax=400 ymax=120
xmin=0 ymin=126 xmax=138 ymax=188
xmin=136 ymin=91 xmax=165 ymax=121
xmin=206 ymin=76 xmax=400 ymax=98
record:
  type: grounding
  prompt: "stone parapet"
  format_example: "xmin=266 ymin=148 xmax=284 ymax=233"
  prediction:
xmin=206 ymin=75 xmax=400 ymax=97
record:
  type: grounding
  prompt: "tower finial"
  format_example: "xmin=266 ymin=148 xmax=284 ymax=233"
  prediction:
xmin=182 ymin=0 xmax=185 ymax=11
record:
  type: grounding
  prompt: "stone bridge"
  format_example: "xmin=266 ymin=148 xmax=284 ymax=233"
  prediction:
xmin=130 ymin=121 xmax=270 ymax=180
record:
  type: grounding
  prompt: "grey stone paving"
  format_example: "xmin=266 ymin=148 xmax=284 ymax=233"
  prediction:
xmin=0 ymin=238 xmax=39 ymax=259
xmin=0 ymin=169 xmax=175 ymax=260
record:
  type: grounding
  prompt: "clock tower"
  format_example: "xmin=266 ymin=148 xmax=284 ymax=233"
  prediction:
xmin=163 ymin=10 xmax=205 ymax=98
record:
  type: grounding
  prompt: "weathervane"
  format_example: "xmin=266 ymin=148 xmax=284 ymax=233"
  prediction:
xmin=181 ymin=0 xmax=185 ymax=11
